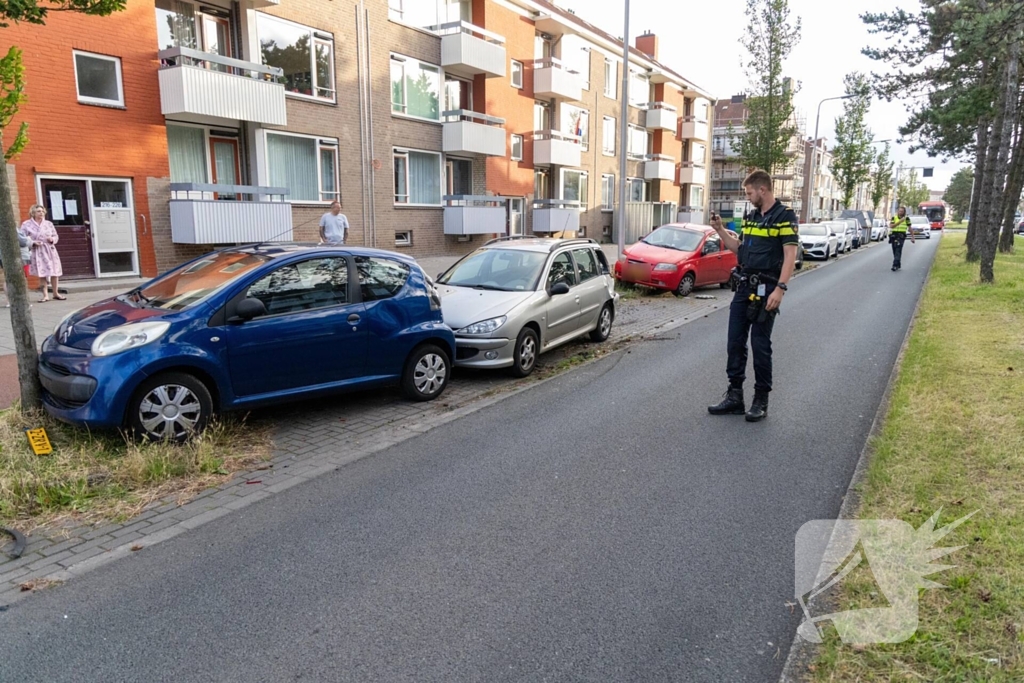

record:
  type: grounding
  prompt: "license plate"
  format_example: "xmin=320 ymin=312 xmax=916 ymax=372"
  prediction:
xmin=625 ymin=263 xmax=647 ymax=280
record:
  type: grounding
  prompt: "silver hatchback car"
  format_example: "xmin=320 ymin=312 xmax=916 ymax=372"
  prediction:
xmin=436 ymin=238 xmax=618 ymax=377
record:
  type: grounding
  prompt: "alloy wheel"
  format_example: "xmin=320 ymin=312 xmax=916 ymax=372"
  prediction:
xmin=414 ymin=353 xmax=447 ymax=396
xmin=519 ymin=335 xmax=537 ymax=372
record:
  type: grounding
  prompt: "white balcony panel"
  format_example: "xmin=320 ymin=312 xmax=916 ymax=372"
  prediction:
xmin=534 ymin=65 xmax=582 ymax=101
xmin=678 ymin=209 xmax=706 ymax=224
xmin=159 ymin=66 xmax=287 ymax=126
xmin=170 ymin=201 xmax=293 ymax=244
xmin=443 ymin=121 xmax=506 ymax=156
xmin=678 ymin=164 xmax=708 ymax=186
xmin=442 ymin=32 xmax=506 ymax=78
xmin=532 ymin=208 xmax=580 ymax=233
xmin=644 ymin=159 xmax=676 ymax=181
xmin=645 ymin=107 xmax=677 ymax=132
xmin=680 ymin=118 xmax=709 ymax=141
xmin=534 ymin=136 xmax=581 ymax=167
xmin=444 ymin=206 xmax=507 ymax=235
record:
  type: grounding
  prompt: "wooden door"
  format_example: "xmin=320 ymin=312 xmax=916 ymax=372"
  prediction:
xmin=41 ymin=179 xmax=95 ymax=279
xmin=209 ymin=137 xmax=240 ymax=199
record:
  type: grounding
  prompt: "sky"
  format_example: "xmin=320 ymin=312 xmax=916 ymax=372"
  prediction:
xmin=553 ymin=0 xmax=965 ymax=192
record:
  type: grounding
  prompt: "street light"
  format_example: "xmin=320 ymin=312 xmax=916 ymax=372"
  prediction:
xmin=807 ymin=94 xmax=855 ymax=221
xmin=616 ymin=0 xmax=631 ymax=259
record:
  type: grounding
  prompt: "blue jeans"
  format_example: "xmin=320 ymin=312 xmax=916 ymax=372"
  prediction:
xmin=891 ymin=233 xmax=906 ymax=268
xmin=727 ymin=283 xmax=777 ymax=393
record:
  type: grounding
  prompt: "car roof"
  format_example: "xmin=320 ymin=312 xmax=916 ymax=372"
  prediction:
xmin=481 ymin=237 xmax=601 ymax=253
xmin=657 ymin=223 xmax=715 ymax=233
xmin=214 ymin=242 xmax=418 ymax=265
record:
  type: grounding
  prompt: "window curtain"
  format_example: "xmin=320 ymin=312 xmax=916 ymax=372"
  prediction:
xmin=155 ymin=0 xmax=197 ymax=51
xmin=167 ymin=125 xmax=208 ymax=183
xmin=409 ymin=152 xmax=440 ymax=204
xmin=267 ymin=133 xmax=318 ymax=201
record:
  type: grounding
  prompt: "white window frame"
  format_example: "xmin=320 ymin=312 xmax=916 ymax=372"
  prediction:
xmin=601 ymin=174 xmax=614 ymax=212
xmin=395 ymin=230 xmax=413 ymax=246
xmin=511 ymin=134 xmax=523 ymax=161
xmin=390 ymin=53 xmax=443 ymax=123
xmin=627 ymin=123 xmax=648 ymax=161
xmin=628 ymin=68 xmax=649 ymax=109
xmin=603 ymin=58 xmax=617 ymax=99
xmin=256 ymin=13 xmax=336 ymax=104
xmin=511 ymin=60 xmax=523 ymax=89
xmin=263 ymin=130 xmax=340 ymax=205
xmin=72 ymin=50 xmax=124 ymax=107
xmin=602 ymin=116 xmax=616 ymax=156
xmin=560 ymin=168 xmax=589 ymax=212
xmin=627 ymin=176 xmax=648 ymax=202
xmin=393 ymin=147 xmax=443 ymax=207
xmin=563 ymin=104 xmax=590 ymax=153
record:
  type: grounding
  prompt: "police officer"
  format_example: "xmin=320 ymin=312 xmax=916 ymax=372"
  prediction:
xmin=888 ymin=206 xmax=915 ymax=271
xmin=708 ymin=170 xmax=800 ymax=422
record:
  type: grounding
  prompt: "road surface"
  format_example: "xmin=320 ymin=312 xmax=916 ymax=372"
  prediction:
xmin=0 ymin=237 xmax=939 ymax=682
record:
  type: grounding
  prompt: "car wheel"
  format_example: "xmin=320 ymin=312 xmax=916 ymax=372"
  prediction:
xmin=402 ymin=344 xmax=449 ymax=401
xmin=510 ymin=327 xmax=540 ymax=378
xmin=795 ymin=258 xmax=803 ymax=270
xmin=590 ymin=303 xmax=614 ymax=342
xmin=674 ymin=272 xmax=696 ymax=297
xmin=128 ymin=372 xmax=213 ymax=443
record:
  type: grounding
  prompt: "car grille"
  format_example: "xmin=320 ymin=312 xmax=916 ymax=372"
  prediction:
xmin=42 ymin=360 xmax=72 ymax=376
xmin=456 ymin=347 xmax=480 ymax=361
xmin=42 ymin=391 xmax=87 ymax=410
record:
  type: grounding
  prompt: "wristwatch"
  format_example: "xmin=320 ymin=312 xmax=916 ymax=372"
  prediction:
xmin=777 ymin=282 xmax=788 ymax=291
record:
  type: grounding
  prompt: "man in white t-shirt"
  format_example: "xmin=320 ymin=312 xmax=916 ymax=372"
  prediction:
xmin=319 ymin=201 xmax=349 ymax=245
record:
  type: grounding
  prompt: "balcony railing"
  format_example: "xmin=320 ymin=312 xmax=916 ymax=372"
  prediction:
xmin=158 ymin=47 xmax=287 ymax=126
xmin=679 ymin=116 xmax=709 ymax=141
xmin=442 ymin=110 xmax=507 ymax=157
xmin=533 ymin=130 xmax=582 ymax=167
xmin=532 ymin=199 xmax=581 ymax=233
xmin=443 ymin=196 xmax=508 ymax=236
xmin=643 ymin=154 xmax=676 ymax=181
xmin=643 ymin=102 xmax=678 ymax=132
xmin=678 ymin=161 xmax=708 ymax=186
xmin=169 ymin=183 xmax=292 ymax=244
xmin=434 ymin=21 xmax=507 ymax=78
xmin=533 ymin=58 xmax=582 ymax=101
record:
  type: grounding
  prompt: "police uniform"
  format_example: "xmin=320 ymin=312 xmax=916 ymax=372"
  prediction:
xmin=709 ymin=201 xmax=798 ymax=421
xmin=889 ymin=215 xmax=911 ymax=270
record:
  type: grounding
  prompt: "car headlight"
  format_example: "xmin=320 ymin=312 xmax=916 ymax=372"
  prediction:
xmin=91 ymin=321 xmax=171 ymax=357
xmin=458 ymin=316 xmax=507 ymax=336
xmin=653 ymin=263 xmax=678 ymax=272
xmin=53 ymin=310 xmax=77 ymax=336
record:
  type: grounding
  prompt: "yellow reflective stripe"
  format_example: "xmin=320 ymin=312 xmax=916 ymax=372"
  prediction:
xmin=743 ymin=227 xmax=793 ymax=237
xmin=778 ymin=227 xmax=796 ymax=236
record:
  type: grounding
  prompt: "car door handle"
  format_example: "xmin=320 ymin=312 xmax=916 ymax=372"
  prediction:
xmin=347 ymin=314 xmax=361 ymax=324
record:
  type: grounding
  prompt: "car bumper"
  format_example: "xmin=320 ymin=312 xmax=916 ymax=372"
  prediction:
xmin=614 ymin=263 xmax=681 ymax=290
xmin=38 ymin=335 xmax=140 ymax=429
xmin=453 ymin=336 xmax=514 ymax=368
xmin=802 ymin=244 xmax=829 ymax=258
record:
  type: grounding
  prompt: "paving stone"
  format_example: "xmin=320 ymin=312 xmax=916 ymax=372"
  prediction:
xmin=100 ymin=532 xmax=145 ymax=550
xmin=38 ymin=537 xmax=87 ymax=556
xmin=138 ymin=516 xmax=186 ymax=536
xmin=0 ymin=566 xmax=34 ymax=586
xmin=70 ymin=536 xmax=117 ymax=555
xmin=58 ymin=546 xmax=108 ymax=567
xmin=111 ymin=520 xmax=152 ymax=538
xmin=28 ymin=551 xmax=75 ymax=571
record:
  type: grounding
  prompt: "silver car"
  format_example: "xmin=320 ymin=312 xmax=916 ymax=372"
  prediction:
xmin=825 ymin=221 xmax=855 ymax=254
xmin=436 ymin=238 xmax=618 ymax=377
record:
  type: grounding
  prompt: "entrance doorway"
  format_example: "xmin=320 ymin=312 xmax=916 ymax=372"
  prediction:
xmin=507 ymin=197 xmax=525 ymax=235
xmin=41 ymin=179 xmax=94 ymax=279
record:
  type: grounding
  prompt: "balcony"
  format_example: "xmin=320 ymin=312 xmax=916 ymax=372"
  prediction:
xmin=169 ymin=183 xmax=292 ymax=244
xmin=643 ymin=154 xmax=676 ymax=182
xmin=158 ymin=48 xmax=286 ymax=126
xmin=679 ymin=116 xmax=709 ymax=141
xmin=435 ymin=21 xmax=506 ymax=79
xmin=533 ymin=59 xmax=582 ymax=101
xmin=677 ymin=206 xmax=706 ymax=224
xmin=532 ymin=199 xmax=581 ymax=234
xmin=678 ymin=162 xmax=708 ymax=186
xmin=644 ymin=102 xmax=678 ymax=132
xmin=443 ymin=110 xmax=507 ymax=157
xmin=533 ymin=131 xmax=582 ymax=167
xmin=443 ymin=196 xmax=508 ymax=236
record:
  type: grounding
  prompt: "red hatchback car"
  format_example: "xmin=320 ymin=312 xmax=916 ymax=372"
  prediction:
xmin=614 ymin=224 xmax=738 ymax=296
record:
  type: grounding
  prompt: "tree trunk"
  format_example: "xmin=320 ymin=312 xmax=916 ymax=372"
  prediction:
xmin=966 ymin=119 xmax=990 ymax=260
xmin=0 ymin=151 xmax=42 ymax=411
xmin=998 ymin=119 xmax=1024 ymax=253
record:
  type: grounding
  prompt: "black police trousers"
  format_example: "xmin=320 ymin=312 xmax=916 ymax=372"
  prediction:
xmin=726 ymin=282 xmax=777 ymax=393
xmin=891 ymin=233 xmax=906 ymax=269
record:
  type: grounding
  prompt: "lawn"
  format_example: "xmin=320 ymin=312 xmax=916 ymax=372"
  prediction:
xmin=809 ymin=236 xmax=1024 ymax=680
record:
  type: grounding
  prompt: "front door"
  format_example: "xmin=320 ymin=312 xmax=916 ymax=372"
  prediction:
xmin=698 ymin=233 xmax=726 ymax=284
xmin=210 ymin=137 xmax=240 ymax=199
xmin=445 ymin=158 xmax=472 ymax=196
xmin=542 ymin=251 xmax=581 ymax=347
xmin=200 ymin=11 xmax=231 ymax=71
xmin=40 ymin=179 xmax=95 ymax=279
xmin=508 ymin=197 xmax=525 ymax=236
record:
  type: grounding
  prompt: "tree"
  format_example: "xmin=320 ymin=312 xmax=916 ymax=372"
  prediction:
xmin=870 ymin=143 xmax=895 ymax=215
xmin=943 ymin=167 xmax=974 ymax=221
xmin=896 ymin=169 xmax=929 ymax=210
xmin=0 ymin=0 xmax=126 ymax=412
xmin=831 ymin=73 xmax=874 ymax=209
xmin=730 ymin=0 xmax=802 ymax=175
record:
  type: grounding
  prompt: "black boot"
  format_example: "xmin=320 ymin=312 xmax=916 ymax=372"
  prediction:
xmin=709 ymin=385 xmax=745 ymax=415
xmin=746 ymin=391 xmax=769 ymax=422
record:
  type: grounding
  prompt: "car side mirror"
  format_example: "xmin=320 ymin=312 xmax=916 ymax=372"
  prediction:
xmin=548 ymin=282 xmax=571 ymax=296
xmin=232 ymin=297 xmax=267 ymax=323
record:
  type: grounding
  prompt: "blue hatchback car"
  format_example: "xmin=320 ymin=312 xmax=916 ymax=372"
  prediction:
xmin=39 ymin=244 xmax=455 ymax=442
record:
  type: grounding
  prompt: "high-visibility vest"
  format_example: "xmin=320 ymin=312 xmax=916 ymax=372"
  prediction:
xmin=891 ymin=216 xmax=911 ymax=233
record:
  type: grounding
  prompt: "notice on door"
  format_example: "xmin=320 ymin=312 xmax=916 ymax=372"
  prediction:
xmin=64 ymin=199 xmax=78 ymax=217
xmin=48 ymin=191 xmax=64 ymax=220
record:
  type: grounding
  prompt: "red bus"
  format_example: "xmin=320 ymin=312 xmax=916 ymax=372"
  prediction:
xmin=918 ymin=201 xmax=946 ymax=230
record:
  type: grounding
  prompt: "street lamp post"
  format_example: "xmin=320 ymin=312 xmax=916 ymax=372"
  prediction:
xmin=616 ymin=0 xmax=631 ymax=259
xmin=808 ymin=94 xmax=855 ymax=222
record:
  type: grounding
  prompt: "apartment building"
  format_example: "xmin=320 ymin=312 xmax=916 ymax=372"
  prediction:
xmin=3 ymin=0 xmax=713 ymax=281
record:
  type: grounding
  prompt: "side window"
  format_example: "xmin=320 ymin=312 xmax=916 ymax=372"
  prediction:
xmin=246 ymin=257 xmax=349 ymax=316
xmin=572 ymin=248 xmax=599 ymax=282
xmin=546 ymin=252 xmax=578 ymax=289
xmin=356 ymin=256 xmax=411 ymax=302
xmin=594 ymin=248 xmax=610 ymax=275
xmin=704 ymin=236 xmax=720 ymax=254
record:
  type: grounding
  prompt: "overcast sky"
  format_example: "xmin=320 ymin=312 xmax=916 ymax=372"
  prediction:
xmin=553 ymin=0 xmax=965 ymax=191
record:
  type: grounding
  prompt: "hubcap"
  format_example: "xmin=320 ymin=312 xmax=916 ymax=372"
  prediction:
xmin=679 ymin=276 xmax=694 ymax=295
xmin=520 ymin=336 xmax=537 ymax=370
xmin=600 ymin=309 xmax=612 ymax=336
xmin=414 ymin=353 xmax=447 ymax=395
xmin=138 ymin=384 xmax=202 ymax=440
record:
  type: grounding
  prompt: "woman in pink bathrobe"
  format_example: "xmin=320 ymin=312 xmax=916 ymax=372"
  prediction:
xmin=22 ymin=204 xmax=65 ymax=302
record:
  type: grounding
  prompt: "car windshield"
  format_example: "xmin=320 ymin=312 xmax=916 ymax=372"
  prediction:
xmin=801 ymin=224 xmax=828 ymax=236
xmin=910 ymin=216 xmax=928 ymax=224
xmin=641 ymin=227 xmax=705 ymax=252
xmin=135 ymin=252 xmax=272 ymax=311
xmin=438 ymin=248 xmax=548 ymax=292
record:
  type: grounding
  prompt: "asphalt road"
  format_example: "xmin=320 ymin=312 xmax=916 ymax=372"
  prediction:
xmin=0 ymin=236 xmax=940 ymax=682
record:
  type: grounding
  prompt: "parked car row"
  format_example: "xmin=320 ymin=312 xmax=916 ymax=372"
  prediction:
xmin=39 ymin=239 xmax=618 ymax=442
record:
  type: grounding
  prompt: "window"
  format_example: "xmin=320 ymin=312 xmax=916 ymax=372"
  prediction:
xmin=604 ymin=58 xmax=617 ymax=99
xmin=561 ymin=169 xmax=589 ymax=211
xmin=547 ymin=252 xmax=577 ymax=289
xmin=628 ymin=124 xmax=649 ymax=160
xmin=391 ymin=54 xmax=441 ymax=121
xmin=73 ymin=51 xmax=124 ymax=106
xmin=628 ymin=69 xmax=649 ymax=107
xmin=601 ymin=174 xmax=614 ymax=212
xmin=562 ymin=105 xmax=589 ymax=152
xmin=265 ymin=132 xmax=339 ymax=203
xmin=602 ymin=116 xmax=616 ymax=156
xmin=511 ymin=134 xmax=523 ymax=161
xmin=356 ymin=256 xmax=410 ymax=301
xmin=247 ymin=257 xmax=349 ymax=316
xmin=511 ymin=60 xmax=523 ymax=88
xmin=167 ymin=124 xmax=208 ymax=183
xmin=395 ymin=231 xmax=412 ymax=247
xmin=534 ymin=169 xmax=550 ymax=201
xmin=534 ymin=101 xmax=552 ymax=131
xmin=572 ymin=248 xmax=599 ymax=282
xmin=446 ymin=158 xmax=472 ymax=195
xmin=689 ymin=185 xmax=705 ymax=207
xmin=703 ymin=235 xmax=720 ymax=254
xmin=257 ymin=14 xmax=335 ymax=101
xmin=627 ymin=177 xmax=648 ymax=202
xmin=389 ymin=0 xmax=468 ymax=26
xmin=394 ymin=149 xmax=442 ymax=205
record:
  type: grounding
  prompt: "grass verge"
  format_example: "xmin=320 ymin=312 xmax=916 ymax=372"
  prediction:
xmin=0 ymin=408 xmax=272 ymax=534
xmin=808 ymin=236 xmax=1024 ymax=680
